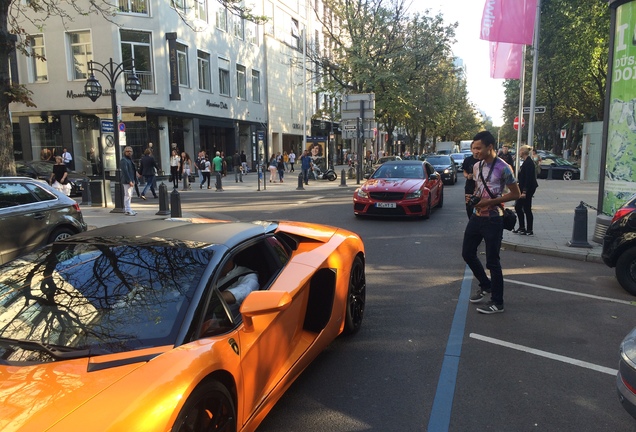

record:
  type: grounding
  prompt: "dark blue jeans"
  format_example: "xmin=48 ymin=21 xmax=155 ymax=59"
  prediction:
xmin=462 ymin=215 xmax=504 ymax=305
xmin=301 ymin=168 xmax=309 ymax=184
xmin=141 ymin=175 xmax=156 ymax=197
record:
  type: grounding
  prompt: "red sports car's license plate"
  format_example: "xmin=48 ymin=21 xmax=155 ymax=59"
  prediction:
xmin=376 ymin=202 xmax=397 ymax=208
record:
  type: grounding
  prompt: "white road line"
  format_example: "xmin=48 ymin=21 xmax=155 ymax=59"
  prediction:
xmin=470 ymin=333 xmax=618 ymax=376
xmin=504 ymin=278 xmax=636 ymax=306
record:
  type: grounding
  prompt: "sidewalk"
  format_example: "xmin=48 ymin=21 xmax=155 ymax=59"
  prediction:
xmin=78 ymin=173 xmax=606 ymax=263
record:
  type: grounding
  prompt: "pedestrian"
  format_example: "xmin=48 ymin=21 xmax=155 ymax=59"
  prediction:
xmin=277 ymin=154 xmax=285 ymax=182
xmin=181 ymin=152 xmax=192 ymax=191
xmin=268 ymin=155 xmax=278 ymax=182
xmin=139 ymin=148 xmax=159 ymax=199
xmin=212 ymin=151 xmax=224 ymax=191
xmin=200 ymin=155 xmax=211 ymax=189
xmin=289 ymin=150 xmax=296 ymax=172
xmin=220 ymin=151 xmax=228 ymax=177
xmin=300 ymin=149 xmax=312 ymax=185
xmin=197 ymin=151 xmax=206 ymax=184
xmin=233 ymin=150 xmax=243 ymax=183
xmin=513 ymin=145 xmax=538 ymax=236
xmin=462 ymin=145 xmax=478 ymax=219
xmin=499 ymin=146 xmax=514 ymax=168
xmin=462 ymin=131 xmax=520 ymax=314
xmin=61 ymin=147 xmax=73 ymax=169
xmin=120 ymin=146 xmax=138 ymax=216
xmin=240 ymin=150 xmax=248 ymax=174
xmin=49 ymin=156 xmax=71 ymax=196
xmin=532 ymin=148 xmax=542 ymax=176
xmin=283 ymin=151 xmax=290 ymax=171
xmin=170 ymin=149 xmax=181 ymax=189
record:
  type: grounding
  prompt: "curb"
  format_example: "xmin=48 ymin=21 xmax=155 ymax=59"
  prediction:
xmin=502 ymin=241 xmax=604 ymax=263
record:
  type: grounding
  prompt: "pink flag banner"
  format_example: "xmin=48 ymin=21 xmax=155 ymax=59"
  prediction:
xmin=490 ymin=42 xmax=523 ymax=79
xmin=480 ymin=0 xmax=538 ymax=45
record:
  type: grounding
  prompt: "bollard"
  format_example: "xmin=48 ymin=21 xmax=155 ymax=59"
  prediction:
xmin=339 ymin=169 xmax=347 ymax=187
xmin=296 ymin=173 xmax=305 ymax=190
xmin=547 ymin=165 xmax=553 ymax=180
xmin=567 ymin=201 xmax=592 ymax=248
xmin=80 ymin=178 xmax=92 ymax=206
xmin=156 ymin=182 xmax=171 ymax=215
xmin=170 ymin=188 xmax=182 ymax=218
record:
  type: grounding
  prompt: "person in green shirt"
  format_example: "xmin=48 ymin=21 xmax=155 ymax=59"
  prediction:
xmin=212 ymin=151 xmax=224 ymax=191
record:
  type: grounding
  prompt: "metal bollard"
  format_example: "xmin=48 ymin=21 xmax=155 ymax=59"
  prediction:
xmin=80 ymin=178 xmax=91 ymax=206
xmin=170 ymin=188 xmax=182 ymax=218
xmin=567 ymin=201 xmax=592 ymax=248
xmin=547 ymin=165 xmax=553 ymax=180
xmin=156 ymin=182 xmax=171 ymax=215
xmin=339 ymin=169 xmax=347 ymax=187
xmin=296 ymin=173 xmax=305 ymax=190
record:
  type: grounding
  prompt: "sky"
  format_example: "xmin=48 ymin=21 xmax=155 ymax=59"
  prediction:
xmin=411 ymin=0 xmax=506 ymax=126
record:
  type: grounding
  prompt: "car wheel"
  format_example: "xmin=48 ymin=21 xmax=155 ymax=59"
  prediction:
xmin=454 ymin=173 xmax=457 ymax=184
xmin=563 ymin=171 xmax=573 ymax=181
xmin=342 ymin=256 xmax=366 ymax=336
xmin=173 ymin=381 xmax=236 ymax=432
xmin=49 ymin=227 xmax=76 ymax=243
xmin=437 ymin=189 xmax=444 ymax=208
xmin=615 ymin=247 xmax=636 ymax=296
xmin=423 ymin=198 xmax=432 ymax=220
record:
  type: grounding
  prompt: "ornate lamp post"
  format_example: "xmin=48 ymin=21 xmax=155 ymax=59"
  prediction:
xmin=84 ymin=58 xmax=142 ymax=212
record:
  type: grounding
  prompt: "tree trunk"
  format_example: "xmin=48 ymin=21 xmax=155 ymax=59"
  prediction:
xmin=0 ymin=0 xmax=15 ymax=176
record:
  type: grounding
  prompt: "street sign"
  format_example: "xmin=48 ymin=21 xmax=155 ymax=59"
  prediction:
xmin=522 ymin=106 xmax=546 ymax=114
xmin=513 ymin=116 xmax=525 ymax=130
xmin=560 ymin=129 xmax=567 ymax=139
xmin=343 ymin=124 xmax=356 ymax=130
xmin=119 ymin=122 xmax=126 ymax=132
xmin=341 ymin=93 xmax=376 ymax=120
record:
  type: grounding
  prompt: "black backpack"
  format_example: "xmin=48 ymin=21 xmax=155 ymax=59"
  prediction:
xmin=198 ymin=158 xmax=207 ymax=170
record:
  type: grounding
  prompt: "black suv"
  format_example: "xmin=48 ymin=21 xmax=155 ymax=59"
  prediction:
xmin=602 ymin=193 xmax=636 ymax=295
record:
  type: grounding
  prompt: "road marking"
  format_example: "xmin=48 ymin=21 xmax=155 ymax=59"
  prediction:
xmin=504 ymin=278 xmax=636 ymax=306
xmin=470 ymin=333 xmax=618 ymax=375
xmin=427 ymin=266 xmax=473 ymax=432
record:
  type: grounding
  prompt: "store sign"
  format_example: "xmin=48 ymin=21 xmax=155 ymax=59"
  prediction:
xmin=205 ymin=100 xmax=229 ymax=109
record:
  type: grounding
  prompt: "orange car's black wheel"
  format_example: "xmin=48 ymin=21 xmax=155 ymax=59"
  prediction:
xmin=343 ymin=256 xmax=366 ymax=335
xmin=173 ymin=381 xmax=236 ymax=432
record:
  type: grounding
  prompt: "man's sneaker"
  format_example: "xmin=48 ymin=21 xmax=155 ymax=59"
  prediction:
xmin=476 ymin=302 xmax=504 ymax=314
xmin=512 ymin=228 xmax=526 ymax=234
xmin=525 ymin=231 xmax=534 ymax=236
xmin=469 ymin=290 xmax=490 ymax=303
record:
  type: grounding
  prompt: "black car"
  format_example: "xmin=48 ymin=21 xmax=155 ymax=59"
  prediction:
xmin=422 ymin=154 xmax=457 ymax=185
xmin=602 ymin=193 xmax=636 ymax=295
xmin=15 ymin=160 xmax=87 ymax=197
xmin=618 ymin=327 xmax=636 ymax=420
xmin=537 ymin=157 xmax=580 ymax=180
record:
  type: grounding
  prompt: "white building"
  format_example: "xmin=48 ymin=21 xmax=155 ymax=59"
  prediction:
xmin=9 ymin=0 xmax=329 ymax=175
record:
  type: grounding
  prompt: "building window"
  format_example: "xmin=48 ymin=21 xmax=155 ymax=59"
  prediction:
xmin=118 ymin=0 xmax=148 ymax=14
xmin=232 ymin=15 xmax=244 ymax=40
xmin=236 ymin=64 xmax=246 ymax=100
xmin=171 ymin=0 xmax=185 ymax=12
xmin=176 ymin=43 xmax=189 ymax=87
xmin=67 ymin=31 xmax=92 ymax=81
xmin=291 ymin=18 xmax=301 ymax=51
xmin=218 ymin=57 xmax=230 ymax=96
xmin=197 ymin=50 xmax=211 ymax=92
xmin=216 ymin=5 xmax=227 ymax=31
xmin=27 ymin=34 xmax=47 ymax=83
xmin=251 ymin=70 xmax=261 ymax=103
xmin=245 ymin=20 xmax=258 ymax=45
xmin=120 ymin=30 xmax=154 ymax=92
xmin=194 ymin=0 xmax=207 ymax=21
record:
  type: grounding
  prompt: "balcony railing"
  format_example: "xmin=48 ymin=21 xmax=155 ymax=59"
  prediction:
xmin=125 ymin=70 xmax=154 ymax=92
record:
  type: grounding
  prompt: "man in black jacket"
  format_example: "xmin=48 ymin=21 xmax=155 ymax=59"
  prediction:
xmin=512 ymin=145 xmax=539 ymax=236
xmin=139 ymin=148 xmax=159 ymax=199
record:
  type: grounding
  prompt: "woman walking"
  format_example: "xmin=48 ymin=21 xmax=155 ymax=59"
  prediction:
xmin=268 ymin=155 xmax=278 ymax=182
xmin=513 ymin=145 xmax=539 ymax=236
xmin=50 ymin=156 xmax=71 ymax=196
xmin=181 ymin=152 xmax=192 ymax=190
xmin=170 ymin=149 xmax=181 ymax=189
xmin=200 ymin=155 xmax=211 ymax=189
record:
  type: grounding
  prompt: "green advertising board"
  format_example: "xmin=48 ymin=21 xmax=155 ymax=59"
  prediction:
xmin=605 ymin=1 xmax=636 ymax=214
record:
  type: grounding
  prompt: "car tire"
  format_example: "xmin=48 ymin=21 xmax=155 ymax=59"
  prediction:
xmin=173 ymin=380 xmax=236 ymax=432
xmin=615 ymin=247 xmax=636 ymax=296
xmin=563 ymin=171 xmax=573 ymax=181
xmin=342 ymin=256 xmax=366 ymax=336
xmin=49 ymin=227 xmax=76 ymax=243
xmin=437 ymin=189 xmax=444 ymax=208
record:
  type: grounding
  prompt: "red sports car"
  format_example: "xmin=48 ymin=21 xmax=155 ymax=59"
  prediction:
xmin=353 ymin=160 xmax=444 ymax=218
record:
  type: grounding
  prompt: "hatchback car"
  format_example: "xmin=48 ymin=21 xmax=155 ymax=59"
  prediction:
xmin=422 ymin=154 xmax=458 ymax=185
xmin=0 ymin=177 xmax=87 ymax=264
xmin=602 ymin=193 xmax=636 ymax=295
xmin=16 ymin=160 xmax=87 ymax=196
xmin=353 ymin=160 xmax=443 ymax=219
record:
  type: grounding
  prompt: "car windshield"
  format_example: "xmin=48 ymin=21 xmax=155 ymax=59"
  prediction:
xmin=424 ymin=156 xmax=452 ymax=166
xmin=371 ymin=164 xmax=424 ymax=179
xmin=0 ymin=241 xmax=212 ymax=363
xmin=451 ymin=154 xmax=464 ymax=161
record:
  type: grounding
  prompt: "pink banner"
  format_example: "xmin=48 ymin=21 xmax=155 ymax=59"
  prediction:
xmin=490 ymin=42 xmax=523 ymax=79
xmin=480 ymin=0 xmax=538 ymax=45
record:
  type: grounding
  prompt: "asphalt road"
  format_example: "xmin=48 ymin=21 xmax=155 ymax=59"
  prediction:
xmin=180 ymin=180 xmax=636 ymax=431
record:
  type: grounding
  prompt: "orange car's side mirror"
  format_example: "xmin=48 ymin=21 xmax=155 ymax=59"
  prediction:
xmin=240 ymin=290 xmax=293 ymax=332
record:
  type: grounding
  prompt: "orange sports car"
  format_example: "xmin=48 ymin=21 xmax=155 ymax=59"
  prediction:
xmin=0 ymin=219 xmax=366 ymax=431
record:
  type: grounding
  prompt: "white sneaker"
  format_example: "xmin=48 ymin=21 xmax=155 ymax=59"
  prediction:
xmin=125 ymin=211 xmax=137 ymax=216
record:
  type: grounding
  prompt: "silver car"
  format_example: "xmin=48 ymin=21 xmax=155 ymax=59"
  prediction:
xmin=0 ymin=177 xmax=87 ymax=264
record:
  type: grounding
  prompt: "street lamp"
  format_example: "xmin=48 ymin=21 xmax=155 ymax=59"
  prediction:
xmin=84 ymin=58 xmax=142 ymax=212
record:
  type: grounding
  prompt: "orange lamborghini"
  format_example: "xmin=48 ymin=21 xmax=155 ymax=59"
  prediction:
xmin=0 ymin=219 xmax=366 ymax=431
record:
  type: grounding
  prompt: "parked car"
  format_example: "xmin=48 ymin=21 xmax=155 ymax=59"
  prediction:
xmin=617 ymin=326 xmax=636 ymax=420
xmin=602 ymin=193 xmax=636 ymax=295
xmin=15 ymin=160 xmax=87 ymax=197
xmin=0 ymin=218 xmax=365 ymax=432
xmin=0 ymin=177 xmax=87 ymax=264
xmin=422 ymin=154 xmax=458 ymax=185
xmin=353 ymin=160 xmax=443 ymax=219
xmin=537 ymin=157 xmax=580 ymax=180
xmin=450 ymin=153 xmax=466 ymax=170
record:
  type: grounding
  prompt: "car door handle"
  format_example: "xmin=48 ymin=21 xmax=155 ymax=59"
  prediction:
xmin=32 ymin=213 xmax=46 ymax=220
